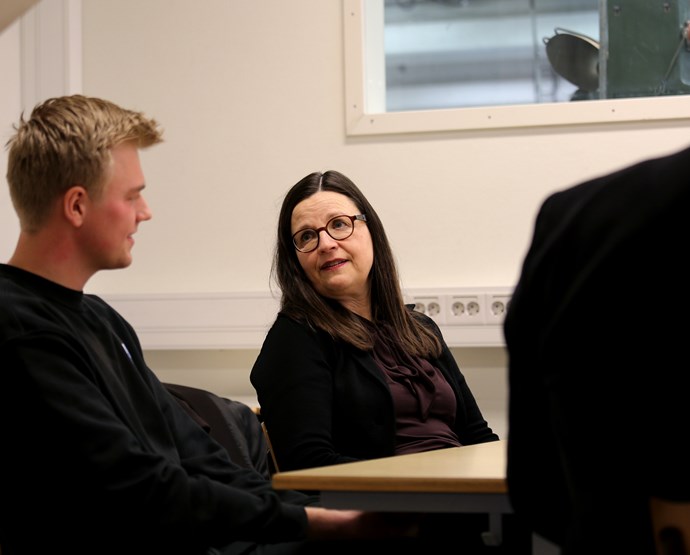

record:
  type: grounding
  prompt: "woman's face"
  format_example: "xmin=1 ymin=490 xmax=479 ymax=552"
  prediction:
xmin=291 ymin=191 xmax=374 ymax=315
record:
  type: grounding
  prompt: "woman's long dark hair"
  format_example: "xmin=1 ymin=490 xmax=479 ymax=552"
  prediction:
xmin=273 ymin=170 xmax=441 ymax=356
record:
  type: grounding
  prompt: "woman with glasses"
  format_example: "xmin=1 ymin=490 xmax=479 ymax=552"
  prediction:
xmin=251 ymin=169 xmax=498 ymax=461
xmin=250 ymin=170 xmax=521 ymax=551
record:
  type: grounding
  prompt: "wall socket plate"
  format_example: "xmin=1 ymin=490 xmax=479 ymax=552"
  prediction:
xmin=405 ymin=288 xmax=513 ymax=327
xmin=485 ymin=293 xmax=511 ymax=324
xmin=409 ymin=295 xmax=444 ymax=324
xmin=447 ymin=294 xmax=483 ymax=325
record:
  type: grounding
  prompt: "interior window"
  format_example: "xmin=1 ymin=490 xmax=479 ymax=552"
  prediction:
xmin=344 ymin=0 xmax=690 ymax=134
xmin=383 ymin=0 xmax=690 ymax=112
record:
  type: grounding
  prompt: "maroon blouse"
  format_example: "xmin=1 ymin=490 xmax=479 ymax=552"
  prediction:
xmin=368 ymin=322 xmax=462 ymax=455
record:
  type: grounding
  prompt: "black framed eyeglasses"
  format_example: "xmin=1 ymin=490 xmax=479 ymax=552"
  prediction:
xmin=292 ymin=214 xmax=367 ymax=253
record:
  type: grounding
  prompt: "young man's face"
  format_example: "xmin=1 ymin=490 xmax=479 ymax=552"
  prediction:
xmin=79 ymin=142 xmax=152 ymax=272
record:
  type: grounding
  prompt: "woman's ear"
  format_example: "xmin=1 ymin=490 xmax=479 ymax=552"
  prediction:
xmin=63 ymin=185 xmax=88 ymax=227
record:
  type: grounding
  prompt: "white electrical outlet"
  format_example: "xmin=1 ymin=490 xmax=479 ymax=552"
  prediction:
xmin=446 ymin=294 xmax=484 ymax=325
xmin=410 ymin=296 xmax=444 ymax=324
xmin=485 ymin=293 xmax=511 ymax=323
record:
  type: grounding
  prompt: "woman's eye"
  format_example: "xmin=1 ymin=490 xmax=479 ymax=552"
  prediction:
xmin=299 ymin=230 xmax=315 ymax=243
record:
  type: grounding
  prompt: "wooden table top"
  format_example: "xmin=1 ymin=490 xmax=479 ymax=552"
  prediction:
xmin=272 ymin=440 xmax=507 ymax=494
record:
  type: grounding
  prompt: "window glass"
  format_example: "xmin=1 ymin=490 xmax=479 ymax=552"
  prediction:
xmin=383 ymin=0 xmax=690 ymax=112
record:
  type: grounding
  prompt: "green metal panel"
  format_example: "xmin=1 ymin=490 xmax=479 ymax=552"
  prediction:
xmin=602 ymin=0 xmax=690 ymax=97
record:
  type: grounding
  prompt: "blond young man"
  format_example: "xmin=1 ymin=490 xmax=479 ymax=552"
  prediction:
xmin=0 ymin=95 xmax=419 ymax=555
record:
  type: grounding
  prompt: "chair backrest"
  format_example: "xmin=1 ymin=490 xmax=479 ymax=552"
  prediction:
xmin=163 ymin=383 xmax=272 ymax=478
xmin=651 ymin=497 xmax=690 ymax=555
xmin=260 ymin=419 xmax=280 ymax=474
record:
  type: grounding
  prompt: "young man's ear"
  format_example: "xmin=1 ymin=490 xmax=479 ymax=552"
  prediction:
xmin=63 ymin=185 xmax=88 ymax=227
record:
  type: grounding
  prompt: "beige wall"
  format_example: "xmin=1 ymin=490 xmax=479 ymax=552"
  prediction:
xmin=3 ymin=0 xmax=690 ymax=438
xmin=75 ymin=0 xmax=690 ymax=296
